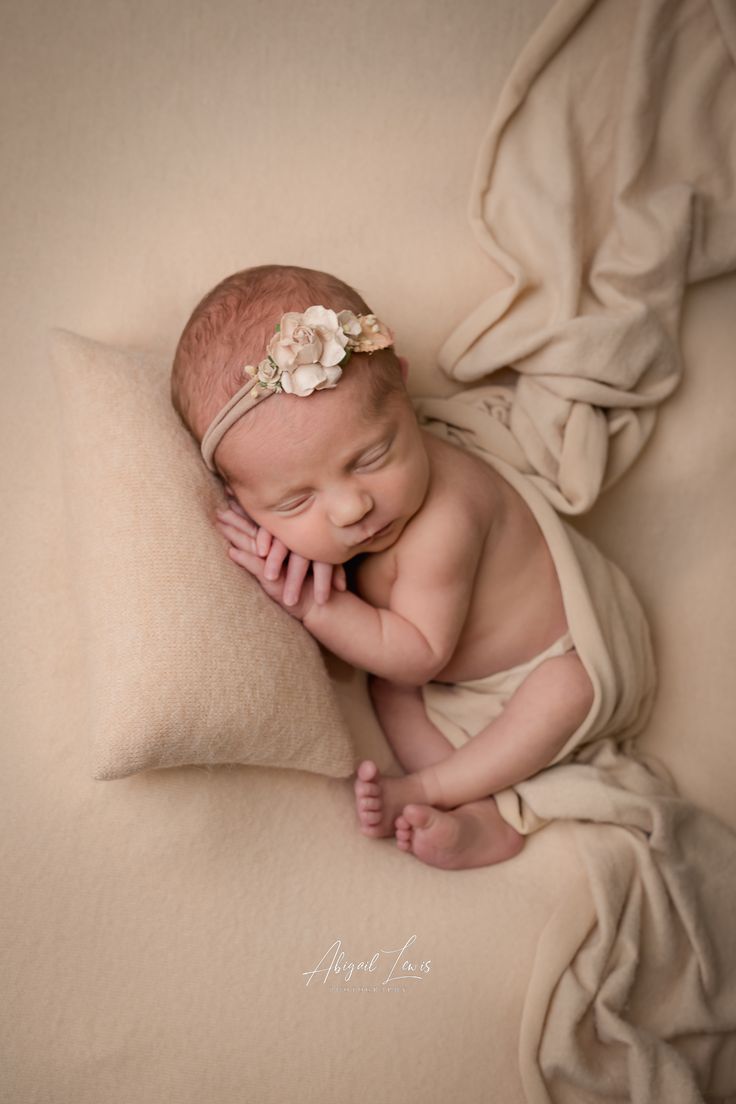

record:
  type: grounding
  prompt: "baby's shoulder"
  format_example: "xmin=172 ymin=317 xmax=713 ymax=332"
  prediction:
xmin=419 ymin=429 xmax=500 ymax=528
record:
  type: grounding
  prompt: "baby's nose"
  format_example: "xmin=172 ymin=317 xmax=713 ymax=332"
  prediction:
xmin=327 ymin=489 xmax=374 ymax=528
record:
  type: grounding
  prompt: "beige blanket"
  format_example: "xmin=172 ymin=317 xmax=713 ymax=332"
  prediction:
xmin=436 ymin=0 xmax=736 ymax=516
xmin=412 ymin=0 xmax=736 ymax=1099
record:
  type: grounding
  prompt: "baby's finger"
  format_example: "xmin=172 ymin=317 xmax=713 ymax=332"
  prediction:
xmin=263 ymin=538 xmax=289 ymax=582
xmin=214 ymin=519 xmax=257 ymax=553
xmin=312 ymin=562 xmax=332 ymax=605
xmin=217 ymin=507 xmax=256 ymax=538
xmin=334 ymin=564 xmax=347 ymax=591
xmin=227 ymin=544 xmax=263 ymax=577
xmin=228 ymin=498 xmax=260 ymax=529
xmin=256 ymin=526 xmax=273 ymax=557
xmin=228 ymin=546 xmax=281 ymax=600
xmin=226 ymin=496 xmax=248 ymax=518
xmin=283 ymin=553 xmax=309 ymax=607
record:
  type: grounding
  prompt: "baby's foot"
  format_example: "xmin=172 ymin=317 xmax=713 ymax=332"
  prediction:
xmin=394 ymin=799 xmax=525 ymax=870
xmin=353 ymin=760 xmax=432 ymax=839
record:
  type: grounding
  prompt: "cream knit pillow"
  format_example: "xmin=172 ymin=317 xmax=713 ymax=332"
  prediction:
xmin=50 ymin=328 xmax=356 ymax=781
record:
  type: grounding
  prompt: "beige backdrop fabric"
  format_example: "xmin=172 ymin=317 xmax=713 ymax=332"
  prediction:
xmin=2 ymin=0 xmax=736 ymax=1102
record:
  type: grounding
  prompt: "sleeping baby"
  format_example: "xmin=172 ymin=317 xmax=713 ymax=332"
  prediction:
xmin=170 ymin=263 xmax=595 ymax=871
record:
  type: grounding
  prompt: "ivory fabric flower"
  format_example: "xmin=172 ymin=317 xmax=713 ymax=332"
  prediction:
xmin=268 ymin=306 xmax=349 ymax=372
xmin=280 ymin=362 xmax=343 ymax=397
xmin=254 ymin=358 xmax=282 ymax=387
xmin=336 ymin=310 xmax=362 ymax=340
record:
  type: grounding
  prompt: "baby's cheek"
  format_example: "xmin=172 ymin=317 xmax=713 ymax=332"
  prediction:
xmin=377 ymin=464 xmax=416 ymax=506
xmin=275 ymin=519 xmax=339 ymax=565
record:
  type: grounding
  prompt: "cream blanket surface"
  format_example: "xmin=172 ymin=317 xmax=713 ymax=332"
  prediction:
xmin=411 ymin=0 xmax=736 ymax=1100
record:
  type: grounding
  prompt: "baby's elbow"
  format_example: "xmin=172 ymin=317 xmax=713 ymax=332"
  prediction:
xmin=392 ymin=655 xmax=446 ymax=687
xmin=421 ymin=648 xmax=455 ymax=685
xmin=388 ymin=627 xmax=455 ymax=685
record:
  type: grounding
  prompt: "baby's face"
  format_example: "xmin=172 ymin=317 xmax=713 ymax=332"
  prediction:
xmin=220 ymin=389 xmax=430 ymax=564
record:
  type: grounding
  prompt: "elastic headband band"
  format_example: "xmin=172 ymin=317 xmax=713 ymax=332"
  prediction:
xmin=200 ymin=377 xmax=273 ymax=473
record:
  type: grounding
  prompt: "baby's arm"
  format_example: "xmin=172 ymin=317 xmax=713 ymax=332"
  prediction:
xmin=304 ymin=503 xmax=487 ymax=683
xmin=222 ymin=501 xmax=486 ymax=684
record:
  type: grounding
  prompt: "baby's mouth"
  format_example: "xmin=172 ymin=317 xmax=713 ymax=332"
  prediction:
xmin=353 ymin=519 xmax=396 ymax=547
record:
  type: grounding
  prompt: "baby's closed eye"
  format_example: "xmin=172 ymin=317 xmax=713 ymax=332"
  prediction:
xmin=356 ymin=444 xmax=390 ymax=469
xmin=274 ymin=495 xmax=313 ymax=515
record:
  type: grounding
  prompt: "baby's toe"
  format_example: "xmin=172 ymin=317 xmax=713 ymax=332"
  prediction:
xmin=357 ymin=759 xmax=380 ymax=783
xmin=354 ymin=778 xmax=380 ymax=799
xmin=395 ymin=827 xmax=413 ymax=851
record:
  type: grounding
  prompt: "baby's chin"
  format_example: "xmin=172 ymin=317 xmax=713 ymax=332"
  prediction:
xmin=301 ymin=546 xmax=355 ymax=566
xmin=295 ymin=543 xmax=375 ymax=566
xmin=285 ymin=520 xmax=406 ymax=565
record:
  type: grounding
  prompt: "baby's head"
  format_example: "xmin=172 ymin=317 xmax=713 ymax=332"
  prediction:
xmin=171 ymin=264 xmax=430 ymax=564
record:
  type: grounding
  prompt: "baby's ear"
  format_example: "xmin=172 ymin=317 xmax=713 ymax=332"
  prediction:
xmin=397 ymin=355 xmax=409 ymax=382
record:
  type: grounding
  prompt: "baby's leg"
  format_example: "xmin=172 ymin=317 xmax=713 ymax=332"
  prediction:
xmin=355 ymin=673 xmax=455 ymax=832
xmin=415 ymin=651 xmax=594 ymax=811
xmin=368 ymin=676 xmax=456 ymax=772
xmin=356 ymin=677 xmax=524 ymax=869
xmin=354 ymin=652 xmax=593 ymax=860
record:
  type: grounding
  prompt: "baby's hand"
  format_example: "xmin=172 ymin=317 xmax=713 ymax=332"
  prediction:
xmin=213 ymin=497 xmax=347 ymax=608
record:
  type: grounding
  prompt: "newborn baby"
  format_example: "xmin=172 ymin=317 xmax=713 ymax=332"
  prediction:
xmin=171 ymin=262 xmax=595 ymax=871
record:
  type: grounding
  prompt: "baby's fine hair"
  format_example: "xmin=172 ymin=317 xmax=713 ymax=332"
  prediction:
xmin=170 ymin=263 xmax=405 ymax=446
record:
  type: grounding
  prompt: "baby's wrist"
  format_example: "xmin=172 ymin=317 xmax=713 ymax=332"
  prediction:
xmin=284 ymin=577 xmax=318 ymax=624
xmin=302 ymin=585 xmax=338 ymax=630
xmin=301 ymin=595 xmax=320 ymax=630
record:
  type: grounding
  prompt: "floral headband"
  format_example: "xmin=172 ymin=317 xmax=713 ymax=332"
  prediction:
xmin=200 ymin=305 xmax=394 ymax=473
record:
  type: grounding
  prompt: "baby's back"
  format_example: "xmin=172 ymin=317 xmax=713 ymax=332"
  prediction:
xmin=355 ymin=430 xmax=569 ymax=683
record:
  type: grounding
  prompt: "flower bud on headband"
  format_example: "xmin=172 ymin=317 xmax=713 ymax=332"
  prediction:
xmin=200 ymin=305 xmax=394 ymax=472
